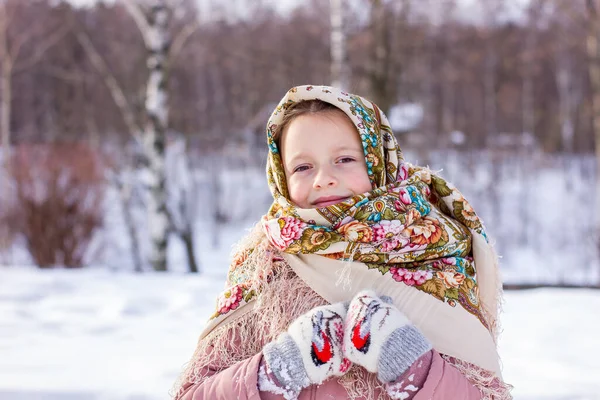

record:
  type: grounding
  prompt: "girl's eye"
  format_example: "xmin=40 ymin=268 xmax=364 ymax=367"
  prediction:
xmin=338 ymin=157 xmax=355 ymax=164
xmin=294 ymin=165 xmax=310 ymax=173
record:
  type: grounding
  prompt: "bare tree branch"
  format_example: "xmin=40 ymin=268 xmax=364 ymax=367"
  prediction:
xmin=73 ymin=23 xmax=143 ymax=142
xmin=122 ymin=0 xmax=152 ymax=46
xmin=169 ymin=18 xmax=200 ymax=65
xmin=13 ymin=23 xmax=71 ymax=74
xmin=0 ymin=2 xmax=14 ymax=179
xmin=41 ymin=65 xmax=88 ymax=83
xmin=0 ymin=3 xmax=14 ymax=71
xmin=0 ymin=1 xmax=17 ymax=25
xmin=5 ymin=9 xmax=57 ymax=64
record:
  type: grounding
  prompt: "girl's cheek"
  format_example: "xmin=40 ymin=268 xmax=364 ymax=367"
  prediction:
xmin=290 ymin=178 xmax=307 ymax=193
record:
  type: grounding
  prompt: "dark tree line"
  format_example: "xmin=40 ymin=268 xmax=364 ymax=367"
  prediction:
xmin=1 ymin=0 xmax=600 ymax=272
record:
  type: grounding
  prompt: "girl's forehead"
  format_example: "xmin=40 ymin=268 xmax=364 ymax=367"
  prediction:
xmin=283 ymin=112 xmax=362 ymax=146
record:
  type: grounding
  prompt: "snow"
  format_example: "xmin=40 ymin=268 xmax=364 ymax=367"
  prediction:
xmin=0 ymin=267 xmax=212 ymax=400
xmin=449 ymin=130 xmax=466 ymax=146
xmin=499 ymin=290 xmax=600 ymax=399
xmin=1 ymin=234 xmax=599 ymax=400
xmin=1 ymin=148 xmax=598 ymax=399
xmin=388 ymin=103 xmax=424 ymax=133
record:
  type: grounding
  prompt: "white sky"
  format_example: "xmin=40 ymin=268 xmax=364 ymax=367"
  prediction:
xmin=65 ymin=0 xmax=533 ymax=25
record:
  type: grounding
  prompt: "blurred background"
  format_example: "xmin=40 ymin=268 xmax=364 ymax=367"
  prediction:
xmin=0 ymin=0 xmax=599 ymax=399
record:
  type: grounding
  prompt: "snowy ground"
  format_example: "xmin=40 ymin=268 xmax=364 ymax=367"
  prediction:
xmin=2 ymin=240 xmax=600 ymax=400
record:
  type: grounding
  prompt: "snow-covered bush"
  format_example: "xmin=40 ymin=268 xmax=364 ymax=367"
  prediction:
xmin=5 ymin=143 xmax=106 ymax=268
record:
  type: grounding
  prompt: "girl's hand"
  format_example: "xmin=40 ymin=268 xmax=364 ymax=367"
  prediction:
xmin=262 ymin=302 xmax=351 ymax=395
xmin=343 ymin=290 xmax=432 ymax=383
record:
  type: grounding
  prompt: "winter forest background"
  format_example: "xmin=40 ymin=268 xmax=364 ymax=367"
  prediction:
xmin=1 ymin=0 xmax=600 ymax=399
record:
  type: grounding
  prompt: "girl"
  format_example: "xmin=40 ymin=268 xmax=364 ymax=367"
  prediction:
xmin=172 ymin=85 xmax=512 ymax=399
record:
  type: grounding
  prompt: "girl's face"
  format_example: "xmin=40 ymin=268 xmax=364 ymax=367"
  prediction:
xmin=280 ymin=111 xmax=372 ymax=209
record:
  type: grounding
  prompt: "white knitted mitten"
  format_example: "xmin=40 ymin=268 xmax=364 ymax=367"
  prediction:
xmin=343 ymin=290 xmax=432 ymax=383
xmin=262 ymin=302 xmax=351 ymax=395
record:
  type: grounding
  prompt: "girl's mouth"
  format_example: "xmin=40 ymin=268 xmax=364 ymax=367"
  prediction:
xmin=312 ymin=196 xmax=349 ymax=208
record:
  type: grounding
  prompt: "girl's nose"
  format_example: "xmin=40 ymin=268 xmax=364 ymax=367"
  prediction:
xmin=313 ymin=168 xmax=337 ymax=189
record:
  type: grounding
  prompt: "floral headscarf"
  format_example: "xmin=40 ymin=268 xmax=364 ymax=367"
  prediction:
xmin=216 ymin=85 xmax=491 ymax=330
xmin=172 ymin=86 xmax=511 ymax=400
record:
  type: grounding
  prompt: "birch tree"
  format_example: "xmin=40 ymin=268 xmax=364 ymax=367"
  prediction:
xmin=330 ymin=0 xmax=348 ymax=89
xmin=123 ymin=0 xmax=171 ymax=272
xmin=75 ymin=0 xmax=200 ymax=272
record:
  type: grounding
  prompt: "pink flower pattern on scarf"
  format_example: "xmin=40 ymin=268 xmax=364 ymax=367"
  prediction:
xmin=264 ymin=217 xmax=307 ymax=250
xmin=216 ymin=284 xmax=244 ymax=315
xmin=373 ymin=220 xmax=409 ymax=252
xmin=390 ymin=268 xmax=433 ymax=286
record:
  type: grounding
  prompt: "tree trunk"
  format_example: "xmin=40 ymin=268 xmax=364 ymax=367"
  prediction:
xmin=484 ymin=47 xmax=498 ymax=142
xmin=520 ymin=20 xmax=536 ymax=246
xmin=166 ymin=136 xmax=201 ymax=273
xmin=330 ymin=0 xmax=348 ymax=89
xmin=181 ymin=228 xmax=198 ymax=273
xmin=556 ymin=55 xmax=575 ymax=154
xmin=0 ymin=40 xmax=11 ymax=258
xmin=0 ymin=60 xmax=10 ymax=173
xmin=369 ymin=0 xmax=392 ymax=114
xmin=586 ymin=0 xmax=600 ymax=274
xmin=143 ymin=0 xmax=170 ymax=271
xmin=0 ymin=4 xmax=11 ymax=182
xmin=117 ymin=177 xmax=144 ymax=273
xmin=484 ymin=40 xmax=501 ymax=237
xmin=208 ymin=154 xmax=223 ymax=250
xmin=181 ymin=151 xmax=200 ymax=273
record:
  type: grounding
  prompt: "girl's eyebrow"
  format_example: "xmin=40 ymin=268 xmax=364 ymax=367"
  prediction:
xmin=286 ymin=146 xmax=362 ymax=164
xmin=331 ymin=145 xmax=363 ymax=153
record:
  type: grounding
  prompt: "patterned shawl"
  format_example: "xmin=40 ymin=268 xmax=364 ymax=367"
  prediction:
xmin=200 ymin=85 xmax=503 ymax=379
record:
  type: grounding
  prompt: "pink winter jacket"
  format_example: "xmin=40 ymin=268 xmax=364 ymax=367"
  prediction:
xmin=177 ymin=349 xmax=482 ymax=400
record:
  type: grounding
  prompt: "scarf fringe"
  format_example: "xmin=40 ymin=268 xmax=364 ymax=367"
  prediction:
xmin=480 ymin=238 xmax=505 ymax=345
xmin=339 ymin=365 xmax=392 ymax=400
xmin=171 ymin=229 xmax=330 ymax=398
xmin=172 ymin=224 xmax=511 ymax=399
xmin=441 ymin=354 xmax=514 ymax=400
xmin=171 ymin=225 xmax=394 ymax=400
